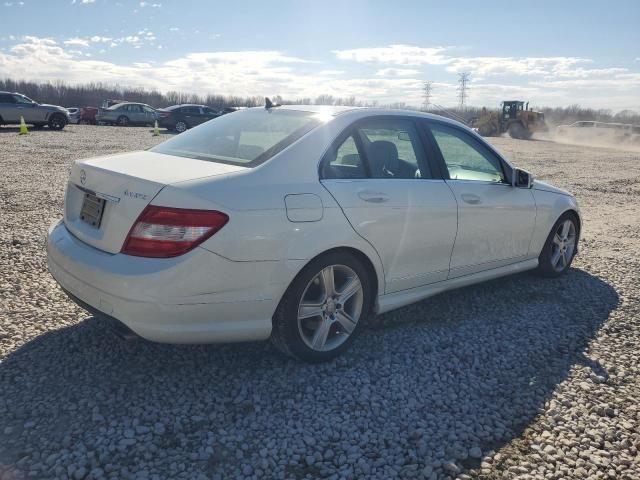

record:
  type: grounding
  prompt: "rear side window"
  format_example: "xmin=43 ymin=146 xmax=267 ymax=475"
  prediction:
xmin=323 ymin=135 xmax=366 ymax=179
xmin=151 ymin=109 xmax=322 ymax=167
xmin=0 ymin=94 xmax=15 ymax=103
xmin=323 ymin=117 xmax=431 ymax=180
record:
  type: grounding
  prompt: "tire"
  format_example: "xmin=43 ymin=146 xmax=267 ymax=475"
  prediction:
xmin=508 ymin=122 xmax=530 ymax=140
xmin=48 ymin=114 xmax=67 ymax=131
xmin=175 ymin=121 xmax=188 ymax=133
xmin=271 ymin=251 xmax=374 ymax=362
xmin=536 ymin=212 xmax=580 ymax=277
xmin=116 ymin=115 xmax=129 ymax=127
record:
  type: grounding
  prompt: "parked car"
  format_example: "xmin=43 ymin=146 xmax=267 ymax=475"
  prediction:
xmin=96 ymin=102 xmax=158 ymax=126
xmin=557 ymin=121 xmax=640 ymax=136
xmin=157 ymin=104 xmax=219 ymax=133
xmin=79 ymin=106 xmax=98 ymax=125
xmin=47 ymin=105 xmax=581 ymax=362
xmin=0 ymin=91 xmax=69 ymax=130
xmin=66 ymin=107 xmax=81 ymax=124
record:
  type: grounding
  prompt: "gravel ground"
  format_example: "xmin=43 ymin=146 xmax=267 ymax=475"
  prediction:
xmin=0 ymin=124 xmax=638 ymax=480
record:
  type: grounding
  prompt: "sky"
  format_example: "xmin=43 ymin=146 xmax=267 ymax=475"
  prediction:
xmin=0 ymin=0 xmax=639 ymax=110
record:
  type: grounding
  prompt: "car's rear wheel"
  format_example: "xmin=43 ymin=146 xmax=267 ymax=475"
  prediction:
xmin=48 ymin=114 xmax=67 ymax=131
xmin=116 ymin=115 xmax=129 ymax=127
xmin=175 ymin=121 xmax=188 ymax=133
xmin=271 ymin=251 xmax=373 ymax=362
xmin=536 ymin=212 xmax=579 ymax=277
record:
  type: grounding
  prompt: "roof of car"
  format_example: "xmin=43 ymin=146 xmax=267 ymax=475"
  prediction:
xmin=251 ymin=104 xmax=465 ymax=126
xmin=107 ymin=102 xmax=152 ymax=109
xmin=162 ymin=104 xmax=208 ymax=111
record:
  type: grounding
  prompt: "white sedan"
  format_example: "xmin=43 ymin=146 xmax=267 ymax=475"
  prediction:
xmin=47 ymin=104 xmax=581 ymax=362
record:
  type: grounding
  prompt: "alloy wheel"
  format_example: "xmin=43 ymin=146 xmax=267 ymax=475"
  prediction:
xmin=550 ymin=219 xmax=577 ymax=272
xmin=175 ymin=121 xmax=187 ymax=133
xmin=297 ymin=264 xmax=364 ymax=352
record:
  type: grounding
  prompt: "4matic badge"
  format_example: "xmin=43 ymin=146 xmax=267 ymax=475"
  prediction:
xmin=124 ymin=189 xmax=149 ymax=201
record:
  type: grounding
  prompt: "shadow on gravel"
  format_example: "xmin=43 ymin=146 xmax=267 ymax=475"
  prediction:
xmin=0 ymin=268 xmax=618 ymax=478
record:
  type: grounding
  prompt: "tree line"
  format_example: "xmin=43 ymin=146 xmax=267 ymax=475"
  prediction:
xmin=1 ymin=78 xmax=638 ymax=126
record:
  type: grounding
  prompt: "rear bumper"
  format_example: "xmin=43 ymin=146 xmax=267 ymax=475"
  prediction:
xmin=47 ymin=220 xmax=285 ymax=343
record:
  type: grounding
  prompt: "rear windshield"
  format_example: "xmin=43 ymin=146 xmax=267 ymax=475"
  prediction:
xmin=150 ymin=109 xmax=322 ymax=167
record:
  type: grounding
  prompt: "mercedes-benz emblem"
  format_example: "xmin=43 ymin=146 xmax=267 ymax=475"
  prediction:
xmin=80 ymin=169 xmax=86 ymax=185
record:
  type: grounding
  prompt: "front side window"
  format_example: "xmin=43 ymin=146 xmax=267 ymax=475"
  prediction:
xmin=142 ymin=106 xmax=155 ymax=113
xmin=13 ymin=95 xmax=33 ymax=104
xmin=430 ymin=124 xmax=505 ymax=183
xmin=151 ymin=109 xmax=322 ymax=167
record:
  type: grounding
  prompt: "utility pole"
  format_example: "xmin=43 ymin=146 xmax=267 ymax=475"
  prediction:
xmin=457 ymin=72 xmax=470 ymax=109
xmin=422 ymin=81 xmax=433 ymax=111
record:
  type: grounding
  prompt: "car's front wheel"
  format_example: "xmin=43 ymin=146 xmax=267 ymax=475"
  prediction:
xmin=271 ymin=251 xmax=373 ymax=362
xmin=48 ymin=114 xmax=67 ymax=131
xmin=537 ymin=212 xmax=580 ymax=277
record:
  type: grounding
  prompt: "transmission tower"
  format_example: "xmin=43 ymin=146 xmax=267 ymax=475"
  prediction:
xmin=457 ymin=72 xmax=470 ymax=109
xmin=422 ymin=81 xmax=433 ymax=111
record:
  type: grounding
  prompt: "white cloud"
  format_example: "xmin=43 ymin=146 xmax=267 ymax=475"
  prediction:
xmin=334 ymin=45 xmax=450 ymax=66
xmin=90 ymin=36 xmax=112 ymax=43
xmin=0 ymin=37 xmax=638 ymax=111
xmin=63 ymin=37 xmax=90 ymax=48
xmin=375 ymin=68 xmax=420 ymax=77
xmin=139 ymin=1 xmax=161 ymax=7
xmin=334 ymin=44 xmax=633 ymax=82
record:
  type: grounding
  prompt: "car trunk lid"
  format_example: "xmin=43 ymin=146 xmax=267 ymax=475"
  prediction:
xmin=64 ymin=150 xmax=245 ymax=254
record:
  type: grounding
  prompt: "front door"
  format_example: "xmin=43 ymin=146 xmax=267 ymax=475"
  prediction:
xmin=321 ymin=117 xmax=458 ymax=293
xmin=13 ymin=94 xmax=40 ymax=123
xmin=426 ymin=122 xmax=536 ymax=278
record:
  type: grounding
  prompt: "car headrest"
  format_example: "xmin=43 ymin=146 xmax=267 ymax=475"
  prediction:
xmin=368 ymin=140 xmax=399 ymax=177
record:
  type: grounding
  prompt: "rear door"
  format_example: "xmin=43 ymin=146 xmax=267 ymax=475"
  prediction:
xmin=424 ymin=121 xmax=536 ymax=277
xmin=321 ymin=116 xmax=458 ymax=293
xmin=182 ymin=106 xmax=205 ymax=127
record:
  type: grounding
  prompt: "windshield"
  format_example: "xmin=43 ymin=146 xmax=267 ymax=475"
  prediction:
xmin=150 ymin=109 xmax=322 ymax=167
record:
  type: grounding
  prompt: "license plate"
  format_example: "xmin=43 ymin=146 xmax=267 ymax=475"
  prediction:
xmin=80 ymin=193 xmax=106 ymax=228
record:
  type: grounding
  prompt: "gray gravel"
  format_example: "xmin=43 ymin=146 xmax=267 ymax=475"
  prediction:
xmin=1 ymin=125 xmax=639 ymax=479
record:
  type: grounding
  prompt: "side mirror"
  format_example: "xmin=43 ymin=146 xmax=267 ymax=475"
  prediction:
xmin=397 ymin=131 xmax=410 ymax=141
xmin=513 ymin=168 xmax=534 ymax=188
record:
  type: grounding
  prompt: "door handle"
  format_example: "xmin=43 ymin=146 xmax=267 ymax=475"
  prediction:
xmin=461 ymin=193 xmax=482 ymax=205
xmin=358 ymin=191 xmax=390 ymax=203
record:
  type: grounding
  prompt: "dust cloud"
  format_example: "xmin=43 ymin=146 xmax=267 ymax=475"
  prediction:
xmin=534 ymin=125 xmax=640 ymax=153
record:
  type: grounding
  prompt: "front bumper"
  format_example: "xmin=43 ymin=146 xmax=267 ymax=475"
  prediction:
xmin=47 ymin=220 xmax=283 ymax=343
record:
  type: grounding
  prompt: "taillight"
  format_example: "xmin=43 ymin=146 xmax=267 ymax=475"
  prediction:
xmin=159 ymin=112 xmax=171 ymax=118
xmin=121 ymin=205 xmax=229 ymax=258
